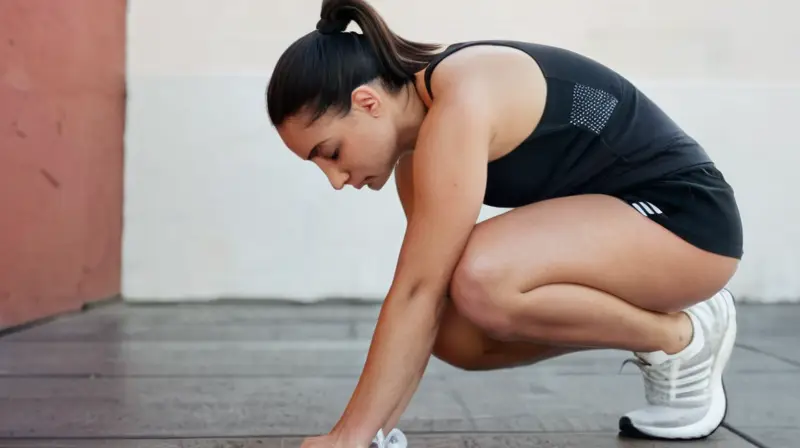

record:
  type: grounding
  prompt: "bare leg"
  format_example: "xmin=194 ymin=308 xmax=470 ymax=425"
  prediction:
xmin=449 ymin=195 xmax=737 ymax=352
xmin=472 ymin=282 xmax=695 ymax=354
xmin=446 ymin=194 xmax=739 ymax=440
xmin=431 ymin=298 xmax=589 ymax=370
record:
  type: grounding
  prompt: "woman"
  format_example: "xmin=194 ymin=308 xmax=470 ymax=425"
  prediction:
xmin=266 ymin=1 xmax=743 ymax=446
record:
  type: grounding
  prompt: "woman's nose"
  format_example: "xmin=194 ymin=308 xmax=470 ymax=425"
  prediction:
xmin=321 ymin=165 xmax=349 ymax=190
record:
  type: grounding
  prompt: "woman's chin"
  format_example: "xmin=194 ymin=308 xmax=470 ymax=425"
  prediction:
xmin=368 ymin=173 xmax=391 ymax=191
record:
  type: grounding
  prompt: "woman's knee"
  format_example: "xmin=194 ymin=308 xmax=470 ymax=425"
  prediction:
xmin=449 ymin=248 xmax=522 ymax=340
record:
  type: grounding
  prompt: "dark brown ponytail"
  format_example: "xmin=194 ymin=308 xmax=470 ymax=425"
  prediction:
xmin=267 ymin=0 xmax=441 ymax=126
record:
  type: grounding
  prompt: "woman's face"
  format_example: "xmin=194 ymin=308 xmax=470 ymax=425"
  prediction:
xmin=277 ymin=84 xmax=408 ymax=191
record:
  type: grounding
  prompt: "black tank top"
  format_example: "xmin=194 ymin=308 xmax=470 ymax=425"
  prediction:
xmin=423 ymin=40 xmax=712 ymax=208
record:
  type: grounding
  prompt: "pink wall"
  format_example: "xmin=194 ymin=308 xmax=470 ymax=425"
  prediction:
xmin=0 ymin=0 xmax=126 ymax=329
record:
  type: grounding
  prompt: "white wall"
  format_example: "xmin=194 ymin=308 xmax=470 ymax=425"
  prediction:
xmin=123 ymin=0 xmax=800 ymax=303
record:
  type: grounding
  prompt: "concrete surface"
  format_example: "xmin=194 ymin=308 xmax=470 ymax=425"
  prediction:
xmin=0 ymin=302 xmax=797 ymax=447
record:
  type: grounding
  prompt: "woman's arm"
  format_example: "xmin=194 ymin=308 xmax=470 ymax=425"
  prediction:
xmin=332 ymin=71 xmax=494 ymax=446
xmin=380 ymin=152 xmax=436 ymax=433
xmin=330 ymin=154 xmax=419 ymax=438
xmin=394 ymin=153 xmax=415 ymax=220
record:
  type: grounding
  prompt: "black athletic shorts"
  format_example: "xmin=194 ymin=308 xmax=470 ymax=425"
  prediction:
xmin=614 ymin=163 xmax=744 ymax=259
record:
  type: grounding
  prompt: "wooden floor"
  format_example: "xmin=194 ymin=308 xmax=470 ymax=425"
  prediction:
xmin=0 ymin=301 xmax=797 ymax=447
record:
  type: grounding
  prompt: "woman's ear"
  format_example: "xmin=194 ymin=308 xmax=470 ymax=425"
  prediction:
xmin=351 ymin=85 xmax=383 ymax=117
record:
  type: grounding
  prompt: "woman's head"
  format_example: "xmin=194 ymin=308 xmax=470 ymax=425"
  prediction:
xmin=266 ymin=0 xmax=440 ymax=190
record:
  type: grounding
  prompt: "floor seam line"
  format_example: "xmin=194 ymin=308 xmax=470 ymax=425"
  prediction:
xmin=736 ymin=342 xmax=800 ymax=368
xmin=722 ymin=422 xmax=770 ymax=448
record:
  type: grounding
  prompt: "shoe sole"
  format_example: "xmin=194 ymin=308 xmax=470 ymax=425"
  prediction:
xmin=619 ymin=289 xmax=737 ymax=440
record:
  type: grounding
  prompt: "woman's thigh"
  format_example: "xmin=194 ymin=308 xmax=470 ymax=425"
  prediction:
xmin=450 ymin=193 xmax=740 ymax=314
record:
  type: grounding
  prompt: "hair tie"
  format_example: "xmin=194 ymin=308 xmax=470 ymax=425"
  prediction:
xmin=316 ymin=18 xmax=348 ymax=34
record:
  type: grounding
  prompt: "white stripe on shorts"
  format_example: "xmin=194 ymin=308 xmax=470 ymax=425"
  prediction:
xmin=631 ymin=201 xmax=664 ymax=216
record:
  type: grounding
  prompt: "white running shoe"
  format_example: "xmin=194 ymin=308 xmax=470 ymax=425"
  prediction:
xmin=619 ymin=289 xmax=737 ymax=440
xmin=371 ymin=428 xmax=408 ymax=448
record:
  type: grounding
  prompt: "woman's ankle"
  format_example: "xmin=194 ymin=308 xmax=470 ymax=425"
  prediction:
xmin=660 ymin=311 xmax=694 ymax=355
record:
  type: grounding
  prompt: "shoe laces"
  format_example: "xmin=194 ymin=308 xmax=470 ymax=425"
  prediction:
xmin=621 ymin=356 xmax=679 ymax=406
xmin=621 ymin=353 xmax=714 ymax=408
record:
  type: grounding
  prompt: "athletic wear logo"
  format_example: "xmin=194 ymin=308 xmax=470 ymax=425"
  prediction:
xmin=570 ymin=84 xmax=619 ymax=134
xmin=631 ymin=201 xmax=663 ymax=216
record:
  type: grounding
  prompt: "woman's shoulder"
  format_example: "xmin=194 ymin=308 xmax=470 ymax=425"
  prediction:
xmin=413 ymin=41 xmax=548 ymax=158
xmin=416 ymin=41 xmax=546 ymax=107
